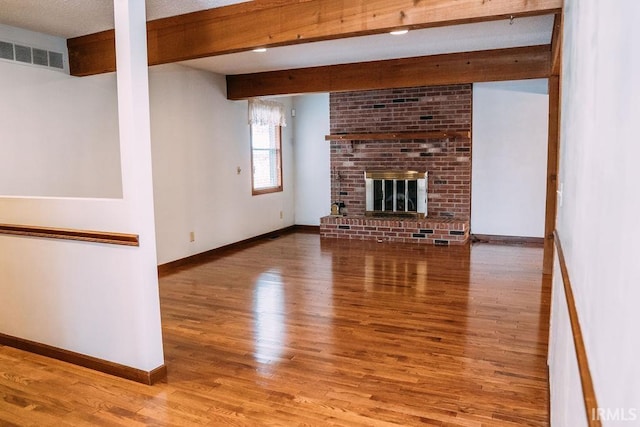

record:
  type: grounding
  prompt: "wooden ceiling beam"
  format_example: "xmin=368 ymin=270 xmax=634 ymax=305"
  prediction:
xmin=550 ymin=12 xmax=563 ymax=76
xmin=67 ymin=0 xmax=562 ymax=77
xmin=226 ymin=45 xmax=551 ymax=100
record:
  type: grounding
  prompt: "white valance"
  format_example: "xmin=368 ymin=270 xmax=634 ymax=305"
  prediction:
xmin=248 ymin=99 xmax=287 ymax=127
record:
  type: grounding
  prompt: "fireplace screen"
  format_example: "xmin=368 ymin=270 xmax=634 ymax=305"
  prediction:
xmin=365 ymin=171 xmax=427 ymax=217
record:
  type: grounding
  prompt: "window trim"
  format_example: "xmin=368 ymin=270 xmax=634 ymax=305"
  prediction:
xmin=250 ymin=124 xmax=283 ymax=196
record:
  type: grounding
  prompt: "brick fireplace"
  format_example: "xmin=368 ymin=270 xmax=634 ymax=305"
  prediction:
xmin=320 ymin=85 xmax=472 ymax=245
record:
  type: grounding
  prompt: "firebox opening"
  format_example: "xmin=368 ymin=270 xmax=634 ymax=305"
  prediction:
xmin=365 ymin=171 xmax=427 ymax=218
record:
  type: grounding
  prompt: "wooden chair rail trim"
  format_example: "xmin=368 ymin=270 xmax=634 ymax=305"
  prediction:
xmin=325 ymin=131 xmax=471 ymax=141
xmin=553 ymin=230 xmax=601 ymax=427
xmin=0 ymin=332 xmax=166 ymax=385
xmin=0 ymin=223 xmax=139 ymax=246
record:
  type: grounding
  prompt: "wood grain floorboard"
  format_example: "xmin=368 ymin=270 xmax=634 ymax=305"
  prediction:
xmin=0 ymin=233 xmax=550 ymax=426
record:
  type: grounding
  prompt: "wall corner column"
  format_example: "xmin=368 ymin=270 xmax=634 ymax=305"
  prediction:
xmin=114 ymin=0 xmax=165 ymax=372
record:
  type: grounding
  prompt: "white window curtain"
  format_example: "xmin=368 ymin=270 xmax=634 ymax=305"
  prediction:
xmin=248 ymin=99 xmax=287 ymax=127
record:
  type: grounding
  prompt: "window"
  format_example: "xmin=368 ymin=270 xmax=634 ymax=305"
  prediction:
xmin=251 ymin=123 xmax=282 ymax=194
xmin=248 ymin=98 xmax=286 ymax=195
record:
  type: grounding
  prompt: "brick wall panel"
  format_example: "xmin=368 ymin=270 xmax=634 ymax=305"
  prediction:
xmin=330 ymin=85 xmax=471 ymax=219
xmin=324 ymin=84 xmax=471 ymax=244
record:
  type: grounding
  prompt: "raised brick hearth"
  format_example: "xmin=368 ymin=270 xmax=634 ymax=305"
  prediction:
xmin=320 ymin=216 xmax=469 ymax=245
xmin=324 ymin=84 xmax=472 ymax=245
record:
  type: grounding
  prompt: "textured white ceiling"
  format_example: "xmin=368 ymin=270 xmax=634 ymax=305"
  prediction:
xmin=182 ymin=14 xmax=554 ymax=75
xmin=0 ymin=0 xmax=250 ymax=38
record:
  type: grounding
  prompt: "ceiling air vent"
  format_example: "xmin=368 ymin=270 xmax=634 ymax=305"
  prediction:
xmin=14 ymin=44 xmax=31 ymax=63
xmin=0 ymin=39 xmax=66 ymax=72
xmin=48 ymin=51 xmax=64 ymax=69
xmin=0 ymin=41 xmax=13 ymax=60
xmin=32 ymin=48 xmax=48 ymax=66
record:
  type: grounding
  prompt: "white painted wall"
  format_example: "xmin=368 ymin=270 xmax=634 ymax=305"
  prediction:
xmin=149 ymin=64 xmax=295 ymax=265
xmin=550 ymin=1 xmax=640 ymax=425
xmin=0 ymin=25 xmax=122 ymax=198
xmin=471 ymin=79 xmax=548 ymax=238
xmin=292 ymin=94 xmax=331 ymax=225
xmin=0 ymin=3 xmax=164 ymax=372
xmin=0 ymin=56 xmax=298 ymax=369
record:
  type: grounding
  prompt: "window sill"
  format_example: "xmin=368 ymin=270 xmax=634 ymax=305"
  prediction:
xmin=252 ymin=186 xmax=283 ymax=196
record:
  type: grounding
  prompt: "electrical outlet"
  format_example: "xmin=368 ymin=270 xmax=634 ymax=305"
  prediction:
xmin=189 ymin=231 xmax=195 ymax=242
xmin=279 ymin=210 xmax=283 ymax=219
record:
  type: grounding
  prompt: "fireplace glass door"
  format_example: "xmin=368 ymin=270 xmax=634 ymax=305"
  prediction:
xmin=365 ymin=171 xmax=427 ymax=217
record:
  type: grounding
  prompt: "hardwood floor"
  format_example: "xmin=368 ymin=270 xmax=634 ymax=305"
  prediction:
xmin=0 ymin=233 xmax=551 ymax=426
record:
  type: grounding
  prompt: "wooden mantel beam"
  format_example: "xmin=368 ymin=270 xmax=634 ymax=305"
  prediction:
xmin=226 ymin=45 xmax=551 ymax=100
xmin=67 ymin=0 xmax=562 ymax=77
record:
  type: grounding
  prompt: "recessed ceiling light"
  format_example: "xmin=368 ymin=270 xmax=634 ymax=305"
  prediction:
xmin=252 ymin=47 xmax=267 ymax=53
xmin=389 ymin=29 xmax=409 ymax=36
